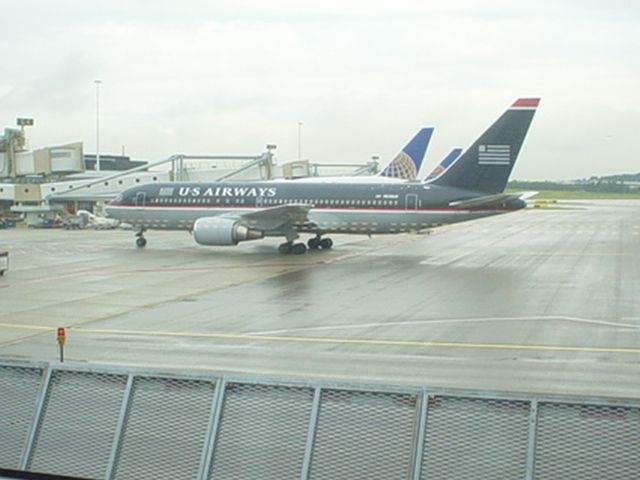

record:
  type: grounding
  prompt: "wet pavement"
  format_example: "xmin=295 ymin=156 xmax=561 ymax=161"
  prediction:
xmin=1 ymin=200 xmax=639 ymax=398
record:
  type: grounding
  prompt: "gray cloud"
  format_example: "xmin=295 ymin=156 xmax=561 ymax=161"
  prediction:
xmin=1 ymin=0 xmax=639 ymax=179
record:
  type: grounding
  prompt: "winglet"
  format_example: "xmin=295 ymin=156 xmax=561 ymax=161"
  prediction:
xmin=378 ymin=127 xmax=434 ymax=180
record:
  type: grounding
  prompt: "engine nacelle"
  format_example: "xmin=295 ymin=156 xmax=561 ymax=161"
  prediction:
xmin=192 ymin=217 xmax=263 ymax=246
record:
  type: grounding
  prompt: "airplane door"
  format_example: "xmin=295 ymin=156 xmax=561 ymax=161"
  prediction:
xmin=405 ymin=194 xmax=418 ymax=211
xmin=135 ymin=192 xmax=146 ymax=207
xmin=256 ymin=196 xmax=264 ymax=207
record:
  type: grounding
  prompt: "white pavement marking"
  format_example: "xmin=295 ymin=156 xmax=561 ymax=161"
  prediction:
xmin=246 ymin=315 xmax=640 ymax=336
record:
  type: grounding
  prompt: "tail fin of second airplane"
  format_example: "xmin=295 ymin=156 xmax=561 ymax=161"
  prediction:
xmin=423 ymin=147 xmax=463 ymax=182
xmin=378 ymin=127 xmax=433 ymax=180
xmin=430 ymin=98 xmax=539 ymax=194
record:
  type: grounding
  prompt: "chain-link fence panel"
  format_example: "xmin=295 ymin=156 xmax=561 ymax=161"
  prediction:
xmin=1 ymin=362 xmax=640 ymax=480
xmin=114 ymin=376 xmax=216 ymax=480
xmin=309 ymin=389 xmax=418 ymax=480
xmin=421 ymin=396 xmax=530 ymax=479
xmin=535 ymin=402 xmax=640 ymax=480
xmin=0 ymin=366 xmax=43 ymax=469
xmin=28 ymin=370 xmax=128 ymax=479
xmin=209 ymin=383 xmax=314 ymax=480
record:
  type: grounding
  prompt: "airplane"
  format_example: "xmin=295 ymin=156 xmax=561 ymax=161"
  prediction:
xmin=423 ymin=147 xmax=463 ymax=182
xmin=105 ymin=98 xmax=540 ymax=254
xmin=377 ymin=126 xmax=432 ymax=180
xmin=293 ymin=126 xmax=433 ymax=183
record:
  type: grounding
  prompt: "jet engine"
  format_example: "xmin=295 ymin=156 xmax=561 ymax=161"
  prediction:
xmin=192 ymin=217 xmax=263 ymax=246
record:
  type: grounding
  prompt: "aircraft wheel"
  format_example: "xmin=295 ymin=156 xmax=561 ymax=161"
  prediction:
xmin=278 ymin=242 xmax=293 ymax=254
xmin=292 ymin=243 xmax=307 ymax=255
xmin=320 ymin=238 xmax=333 ymax=250
xmin=307 ymin=237 xmax=321 ymax=250
xmin=136 ymin=237 xmax=147 ymax=248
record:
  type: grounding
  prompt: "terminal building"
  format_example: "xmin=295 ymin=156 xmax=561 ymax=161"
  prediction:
xmin=0 ymin=119 xmax=378 ymax=226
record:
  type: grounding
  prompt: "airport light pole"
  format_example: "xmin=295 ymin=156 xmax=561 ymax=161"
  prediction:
xmin=94 ymin=79 xmax=102 ymax=171
xmin=297 ymin=121 xmax=303 ymax=161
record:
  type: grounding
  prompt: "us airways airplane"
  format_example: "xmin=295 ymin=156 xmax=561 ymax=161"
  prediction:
xmin=106 ymin=98 xmax=539 ymax=254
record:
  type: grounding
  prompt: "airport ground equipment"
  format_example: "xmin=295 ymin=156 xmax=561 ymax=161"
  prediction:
xmin=0 ymin=359 xmax=638 ymax=480
xmin=63 ymin=216 xmax=85 ymax=230
xmin=0 ymin=252 xmax=7 ymax=276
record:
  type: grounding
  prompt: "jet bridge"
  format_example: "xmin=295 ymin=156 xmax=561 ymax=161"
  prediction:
xmin=40 ymin=148 xmax=278 ymax=203
xmin=4 ymin=149 xmax=279 ymax=224
xmin=1 ymin=359 xmax=638 ymax=480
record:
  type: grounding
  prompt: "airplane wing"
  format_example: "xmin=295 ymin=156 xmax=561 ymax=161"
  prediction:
xmin=449 ymin=191 xmax=538 ymax=209
xmin=226 ymin=204 xmax=313 ymax=231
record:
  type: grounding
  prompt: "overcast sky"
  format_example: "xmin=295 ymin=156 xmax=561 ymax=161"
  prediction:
xmin=1 ymin=0 xmax=638 ymax=180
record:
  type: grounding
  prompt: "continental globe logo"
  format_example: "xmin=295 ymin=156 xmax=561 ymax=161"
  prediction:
xmin=379 ymin=152 xmax=418 ymax=180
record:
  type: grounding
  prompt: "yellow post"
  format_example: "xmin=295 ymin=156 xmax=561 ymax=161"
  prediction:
xmin=56 ymin=327 xmax=66 ymax=362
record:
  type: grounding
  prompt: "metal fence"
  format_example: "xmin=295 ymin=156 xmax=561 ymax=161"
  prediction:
xmin=1 ymin=360 xmax=639 ymax=480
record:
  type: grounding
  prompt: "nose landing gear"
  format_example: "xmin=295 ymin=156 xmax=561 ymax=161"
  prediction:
xmin=135 ymin=228 xmax=147 ymax=248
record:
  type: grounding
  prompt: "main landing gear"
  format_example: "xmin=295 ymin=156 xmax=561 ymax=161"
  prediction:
xmin=278 ymin=241 xmax=307 ymax=255
xmin=278 ymin=228 xmax=307 ymax=255
xmin=278 ymin=236 xmax=334 ymax=255
xmin=135 ymin=228 xmax=147 ymax=248
xmin=307 ymin=235 xmax=333 ymax=251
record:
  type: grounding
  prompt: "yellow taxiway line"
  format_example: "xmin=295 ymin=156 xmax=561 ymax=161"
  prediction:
xmin=1 ymin=322 xmax=639 ymax=355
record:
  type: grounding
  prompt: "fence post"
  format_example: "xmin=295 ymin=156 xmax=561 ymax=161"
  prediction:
xmin=19 ymin=366 xmax=53 ymax=470
xmin=105 ymin=374 xmax=135 ymax=480
xmin=525 ymin=399 xmax=539 ymax=480
xmin=299 ymin=386 xmax=322 ymax=480
xmin=197 ymin=378 xmax=227 ymax=480
xmin=411 ymin=389 xmax=430 ymax=480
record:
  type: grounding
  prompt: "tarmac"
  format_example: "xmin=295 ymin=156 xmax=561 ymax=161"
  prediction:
xmin=1 ymin=199 xmax=639 ymax=399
